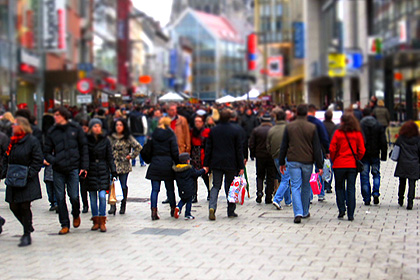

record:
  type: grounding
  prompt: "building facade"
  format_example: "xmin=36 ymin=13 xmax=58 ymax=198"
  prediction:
xmin=170 ymin=9 xmax=246 ymax=101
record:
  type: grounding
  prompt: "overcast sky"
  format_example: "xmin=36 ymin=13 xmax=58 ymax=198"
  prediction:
xmin=133 ymin=0 xmax=174 ymax=26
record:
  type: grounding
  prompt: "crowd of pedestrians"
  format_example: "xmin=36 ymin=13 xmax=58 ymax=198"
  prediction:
xmin=0 ymin=98 xmax=416 ymax=247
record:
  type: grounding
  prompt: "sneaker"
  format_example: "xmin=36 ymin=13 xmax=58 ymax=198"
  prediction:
xmin=285 ymin=203 xmax=292 ymax=207
xmin=209 ymin=208 xmax=216 ymax=221
xmin=294 ymin=216 xmax=302 ymax=224
xmin=59 ymin=227 xmax=70 ymax=235
xmin=184 ymin=215 xmax=195 ymax=220
xmin=318 ymin=197 xmax=325 ymax=202
xmin=256 ymin=196 xmax=262 ymax=203
xmin=272 ymin=201 xmax=282 ymax=210
xmin=73 ymin=216 xmax=81 ymax=228
xmin=174 ymin=207 xmax=180 ymax=219
xmin=373 ymin=196 xmax=379 ymax=205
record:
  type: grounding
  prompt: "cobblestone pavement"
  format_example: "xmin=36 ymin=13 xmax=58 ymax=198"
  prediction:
xmin=0 ymin=159 xmax=419 ymax=280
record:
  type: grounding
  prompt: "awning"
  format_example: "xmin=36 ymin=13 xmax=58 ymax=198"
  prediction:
xmin=267 ymin=74 xmax=304 ymax=94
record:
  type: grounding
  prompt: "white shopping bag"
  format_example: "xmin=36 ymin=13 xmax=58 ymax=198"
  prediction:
xmin=114 ymin=179 xmax=124 ymax=202
xmin=228 ymin=176 xmax=246 ymax=205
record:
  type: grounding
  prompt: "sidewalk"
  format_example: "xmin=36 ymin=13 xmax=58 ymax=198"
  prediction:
xmin=0 ymin=159 xmax=418 ymax=279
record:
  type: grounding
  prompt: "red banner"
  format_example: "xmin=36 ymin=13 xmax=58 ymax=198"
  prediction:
xmin=117 ymin=0 xmax=131 ymax=88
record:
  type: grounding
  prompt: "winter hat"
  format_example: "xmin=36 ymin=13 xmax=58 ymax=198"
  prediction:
xmin=89 ymin=118 xmax=102 ymax=129
xmin=179 ymin=152 xmax=191 ymax=163
xmin=261 ymin=113 xmax=272 ymax=122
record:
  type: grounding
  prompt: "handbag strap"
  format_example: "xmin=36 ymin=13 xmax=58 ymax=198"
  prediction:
xmin=344 ymin=132 xmax=358 ymax=161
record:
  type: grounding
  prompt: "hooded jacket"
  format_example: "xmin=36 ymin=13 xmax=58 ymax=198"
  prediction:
xmin=172 ymin=164 xmax=205 ymax=200
xmin=360 ymin=116 xmax=387 ymax=160
xmin=145 ymin=127 xmax=179 ymax=181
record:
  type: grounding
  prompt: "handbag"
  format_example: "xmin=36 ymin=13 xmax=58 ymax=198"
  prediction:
xmin=140 ymin=139 xmax=152 ymax=164
xmin=5 ymin=164 xmax=29 ymax=187
xmin=344 ymin=133 xmax=364 ymax=173
xmin=390 ymin=145 xmax=400 ymax=161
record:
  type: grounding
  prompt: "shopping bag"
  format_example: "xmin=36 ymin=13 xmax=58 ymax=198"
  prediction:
xmin=309 ymin=173 xmax=322 ymax=195
xmin=322 ymin=159 xmax=332 ymax=182
xmin=108 ymin=181 xmax=117 ymax=205
xmin=228 ymin=176 xmax=246 ymax=205
xmin=390 ymin=145 xmax=400 ymax=161
xmin=114 ymin=179 xmax=124 ymax=202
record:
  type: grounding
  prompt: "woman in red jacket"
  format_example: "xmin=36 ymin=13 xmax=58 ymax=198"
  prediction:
xmin=329 ymin=113 xmax=365 ymax=221
xmin=190 ymin=116 xmax=210 ymax=202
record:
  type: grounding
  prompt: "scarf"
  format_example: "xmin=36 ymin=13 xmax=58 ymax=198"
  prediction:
xmin=6 ymin=132 xmax=26 ymax=156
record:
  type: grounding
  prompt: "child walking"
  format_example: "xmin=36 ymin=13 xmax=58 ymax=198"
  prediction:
xmin=173 ymin=153 xmax=207 ymax=220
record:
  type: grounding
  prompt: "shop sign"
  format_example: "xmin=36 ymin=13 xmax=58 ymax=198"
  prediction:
xmin=20 ymin=49 xmax=40 ymax=68
xmin=267 ymin=56 xmax=283 ymax=77
xmin=399 ymin=20 xmax=408 ymax=43
xmin=346 ymin=52 xmax=363 ymax=73
xmin=43 ymin=0 xmax=66 ymax=52
xmin=77 ymin=78 xmax=93 ymax=94
xmin=368 ymin=37 xmax=383 ymax=55
xmin=76 ymin=94 xmax=92 ymax=104
xmin=293 ymin=22 xmax=305 ymax=59
xmin=328 ymin=53 xmax=346 ymax=78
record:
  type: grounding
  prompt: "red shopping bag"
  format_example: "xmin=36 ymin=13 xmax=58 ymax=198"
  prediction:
xmin=310 ymin=173 xmax=322 ymax=195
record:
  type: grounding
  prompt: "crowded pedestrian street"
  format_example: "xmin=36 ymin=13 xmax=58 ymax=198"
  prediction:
xmin=0 ymin=157 xmax=418 ymax=280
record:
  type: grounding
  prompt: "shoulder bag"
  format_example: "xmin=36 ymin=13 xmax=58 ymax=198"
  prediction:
xmin=344 ymin=133 xmax=364 ymax=173
xmin=5 ymin=164 xmax=29 ymax=187
xmin=140 ymin=138 xmax=153 ymax=164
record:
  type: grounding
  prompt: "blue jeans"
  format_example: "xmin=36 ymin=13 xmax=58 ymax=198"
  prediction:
xmin=177 ymin=198 xmax=192 ymax=217
xmin=288 ymin=161 xmax=313 ymax=217
xmin=334 ymin=168 xmax=357 ymax=218
xmin=53 ymin=169 xmax=80 ymax=228
xmin=45 ymin=181 xmax=57 ymax=207
xmin=132 ymin=135 xmax=146 ymax=166
xmin=273 ymin=158 xmax=292 ymax=205
xmin=89 ymin=190 xmax=107 ymax=217
xmin=360 ymin=158 xmax=380 ymax=202
xmin=151 ymin=180 xmax=176 ymax=208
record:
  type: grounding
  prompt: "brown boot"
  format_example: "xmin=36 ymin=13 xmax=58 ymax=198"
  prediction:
xmin=91 ymin=217 xmax=100 ymax=231
xmin=99 ymin=216 xmax=107 ymax=232
xmin=151 ymin=207 xmax=160 ymax=220
xmin=58 ymin=227 xmax=69 ymax=235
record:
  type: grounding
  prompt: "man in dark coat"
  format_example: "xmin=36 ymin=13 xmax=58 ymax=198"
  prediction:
xmin=44 ymin=107 xmax=89 ymax=235
xmin=307 ymin=104 xmax=330 ymax=201
xmin=241 ymin=108 xmax=259 ymax=142
xmin=204 ymin=109 xmax=245 ymax=220
xmin=249 ymin=113 xmax=275 ymax=204
xmin=360 ymin=107 xmax=387 ymax=205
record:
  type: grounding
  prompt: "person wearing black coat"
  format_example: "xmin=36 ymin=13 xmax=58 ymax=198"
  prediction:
xmin=43 ymin=107 xmax=89 ymax=235
xmin=393 ymin=120 xmax=420 ymax=210
xmin=204 ymin=109 xmax=245 ymax=220
xmin=146 ymin=117 xmax=179 ymax=220
xmin=0 ymin=130 xmax=8 ymax=234
xmin=86 ymin=118 xmax=116 ymax=232
xmin=2 ymin=117 xmax=43 ymax=247
xmin=173 ymin=153 xmax=206 ymax=220
xmin=360 ymin=108 xmax=387 ymax=205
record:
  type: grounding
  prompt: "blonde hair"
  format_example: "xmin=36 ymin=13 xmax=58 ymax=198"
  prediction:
xmin=2 ymin=112 xmax=15 ymax=123
xmin=158 ymin=117 xmax=172 ymax=129
xmin=15 ymin=117 xmax=32 ymax=134
xmin=377 ymin=99 xmax=385 ymax=107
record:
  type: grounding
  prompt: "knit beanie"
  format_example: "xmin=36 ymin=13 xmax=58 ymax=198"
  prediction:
xmin=88 ymin=118 xmax=102 ymax=129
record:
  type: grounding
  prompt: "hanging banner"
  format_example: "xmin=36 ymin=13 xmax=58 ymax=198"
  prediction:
xmin=328 ymin=53 xmax=346 ymax=77
xmin=293 ymin=22 xmax=305 ymax=59
xmin=43 ymin=0 xmax=66 ymax=52
xmin=247 ymin=33 xmax=257 ymax=71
